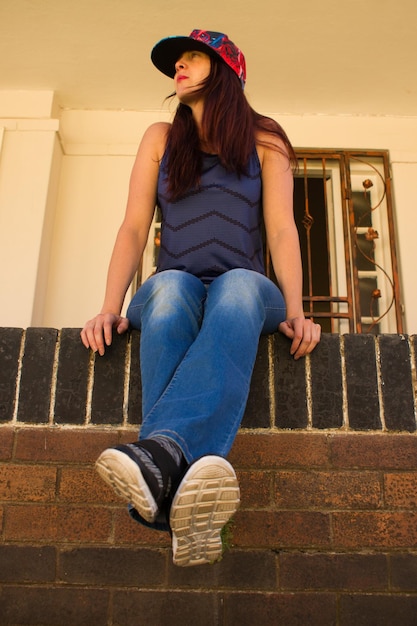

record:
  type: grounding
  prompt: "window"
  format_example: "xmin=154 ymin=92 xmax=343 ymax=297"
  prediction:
xmin=266 ymin=149 xmax=403 ymax=333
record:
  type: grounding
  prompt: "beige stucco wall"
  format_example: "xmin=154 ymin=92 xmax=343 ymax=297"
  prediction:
xmin=1 ymin=91 xmax=416 ymax=332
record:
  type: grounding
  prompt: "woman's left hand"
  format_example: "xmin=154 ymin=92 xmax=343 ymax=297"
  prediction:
xmin=278 ymin=317 xmax=321 ymax=360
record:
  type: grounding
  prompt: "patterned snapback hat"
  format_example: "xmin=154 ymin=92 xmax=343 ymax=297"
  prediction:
xmin=151 ymin=29 xmax=246 ymax=88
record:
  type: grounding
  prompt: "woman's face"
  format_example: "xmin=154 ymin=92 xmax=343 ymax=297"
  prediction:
xmin=174 ymin=50 xmax=211 ymax=102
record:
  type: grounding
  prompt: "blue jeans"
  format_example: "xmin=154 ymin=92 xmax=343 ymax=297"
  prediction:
xmin=126 ymin=268 xmax=286 ymax=462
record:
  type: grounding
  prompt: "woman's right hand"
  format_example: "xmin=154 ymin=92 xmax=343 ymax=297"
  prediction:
xmin=80 ymin=313 xmax=129 ymax=356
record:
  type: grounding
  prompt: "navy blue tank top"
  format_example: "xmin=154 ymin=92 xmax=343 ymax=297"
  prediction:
xmin=156 ymin=149 xmax=265 ymax=284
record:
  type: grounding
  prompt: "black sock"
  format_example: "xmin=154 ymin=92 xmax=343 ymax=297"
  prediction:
xmin=151 ymin=435 xmax=185 ymax=468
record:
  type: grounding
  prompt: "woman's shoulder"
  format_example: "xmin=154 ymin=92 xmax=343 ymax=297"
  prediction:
xmin=255 ymin=128 xmax=290 ymax=168
xmin=145 ymin=121 xmax=171 ymax=137
xmin=141 ymin=122 xmax=171 ymax=160
xmin=255 ymin=127 xmax=287 ymax=150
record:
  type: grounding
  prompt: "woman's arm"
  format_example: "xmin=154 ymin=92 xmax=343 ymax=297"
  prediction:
xmin=258 ymin=134 xmax=321 ymax=358
xmin=81 ymin=122 xmax=169 ymax=355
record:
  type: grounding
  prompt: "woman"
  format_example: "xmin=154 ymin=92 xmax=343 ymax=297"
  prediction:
xmin=81 ymin=29 xmax=321 ymax=567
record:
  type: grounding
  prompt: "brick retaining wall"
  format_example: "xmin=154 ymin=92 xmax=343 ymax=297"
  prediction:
xmin=1 ymin=328 xmax=417 ymax=625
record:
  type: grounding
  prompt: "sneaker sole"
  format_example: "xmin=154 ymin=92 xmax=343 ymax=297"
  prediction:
xmin=95 ymin=448 xmax=158 ymax=523
xmin=169 ymin=456 xmax=240 ymax=567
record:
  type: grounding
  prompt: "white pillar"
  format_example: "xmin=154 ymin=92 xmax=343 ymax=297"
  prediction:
xmin=0 ymin=91 xmax=62 ymax=327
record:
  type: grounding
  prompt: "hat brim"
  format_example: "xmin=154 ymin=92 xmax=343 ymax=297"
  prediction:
xmin=151 ymin=36 xmax=220 ymax=79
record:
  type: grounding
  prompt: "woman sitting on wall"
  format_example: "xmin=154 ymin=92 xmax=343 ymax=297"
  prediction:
xmin=81 ymin=29 xmax=321 ymax=567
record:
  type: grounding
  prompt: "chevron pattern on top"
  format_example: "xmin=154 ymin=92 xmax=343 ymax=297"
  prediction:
xmin=156 ymin=150 xmax=265 ymax=283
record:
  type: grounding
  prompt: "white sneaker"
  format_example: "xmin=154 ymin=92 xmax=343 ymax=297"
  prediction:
xmin=169 ymin=456 xmax=240 ymax=567
xmin=96 ymin=447 xmax=159 ymax=523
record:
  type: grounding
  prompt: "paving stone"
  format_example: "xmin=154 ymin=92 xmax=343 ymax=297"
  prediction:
xmin=344 ymin=334 xmax=381 ymax=430
xmin=340 ymin=593 xmax=417 ymax=626
xmin=222 ymin=591 xmax=337 ymax=626
xmin=332 ymin=511 xmax=417 ymax=549
xmin=230 ymin=431 xmax=330 ymax=469
xmin=0 ymin=426 xmax=14 ymax=460
xmin=330 ymin=433 xmax=417 ymax=469
xmin=0 ymin=545 xmax=56 ymax=583
xmin=310 ymin=333 xmax=344 ymax=428
xmin=58 ymin=547 xmax=166 ymax=586
xmin=91 ymin=330 xmax=128 ymax=424
xmin=378 ymin=334 xmax=415 ymax=432
xmin=0 ymin=587 xmax=109 ymax=626
xmin=17 ymin=327 xmax=58 ymax=423
xmin=233 ymin=509 xmax=331 ymax=549
xmin=168 ymin=549 xmax=277 ymax=590
xmin=279 ymin=552 xmax=387 ymax=591
xmin=112 ymin=590 xmax=219 ymax=626
xmin=0 ymin=464 xmax=56 ymax=502
xmin=391 ymin=553 xmax=417 ymax=591
xmin=242 ymin=335 xmax=271 ymax=428
xmin=0 ymin=327 xmax=23 ymax=423
xmin=274 ymin=469 xmax=381 ymax=509
xmin=273 ymin=334 xmax=308 ymax=428
xmin=55 ymin=328 xmax=90 ymax=425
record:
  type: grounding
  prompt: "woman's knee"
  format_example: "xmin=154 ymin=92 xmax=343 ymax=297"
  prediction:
xmin=207 ymin=269 xmax=285 ymax=325
xmin=209 ymin=269 xmax=264 ymax=301
xmin=206 ymin=270 xmax=263 ymax=317
xmin=128 ymin=270 xmax=206 ymax=329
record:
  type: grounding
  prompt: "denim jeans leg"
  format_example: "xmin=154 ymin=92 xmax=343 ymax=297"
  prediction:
xmin=126 ymin=270 xmax=207 ymax=418
xmin=139 ymin=268 xmax=286 ymax=462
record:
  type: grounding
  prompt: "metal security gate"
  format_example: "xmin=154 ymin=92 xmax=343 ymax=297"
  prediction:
xmin=266 ymin=149 xmax=403 ymax=334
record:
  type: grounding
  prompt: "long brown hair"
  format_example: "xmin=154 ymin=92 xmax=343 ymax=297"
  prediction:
xmin=164 ymin=56 xmax=297 ymax=201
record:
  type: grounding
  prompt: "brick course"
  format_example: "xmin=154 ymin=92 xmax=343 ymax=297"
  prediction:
xmin=1 ymin=328 xmax=417 ymax=625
